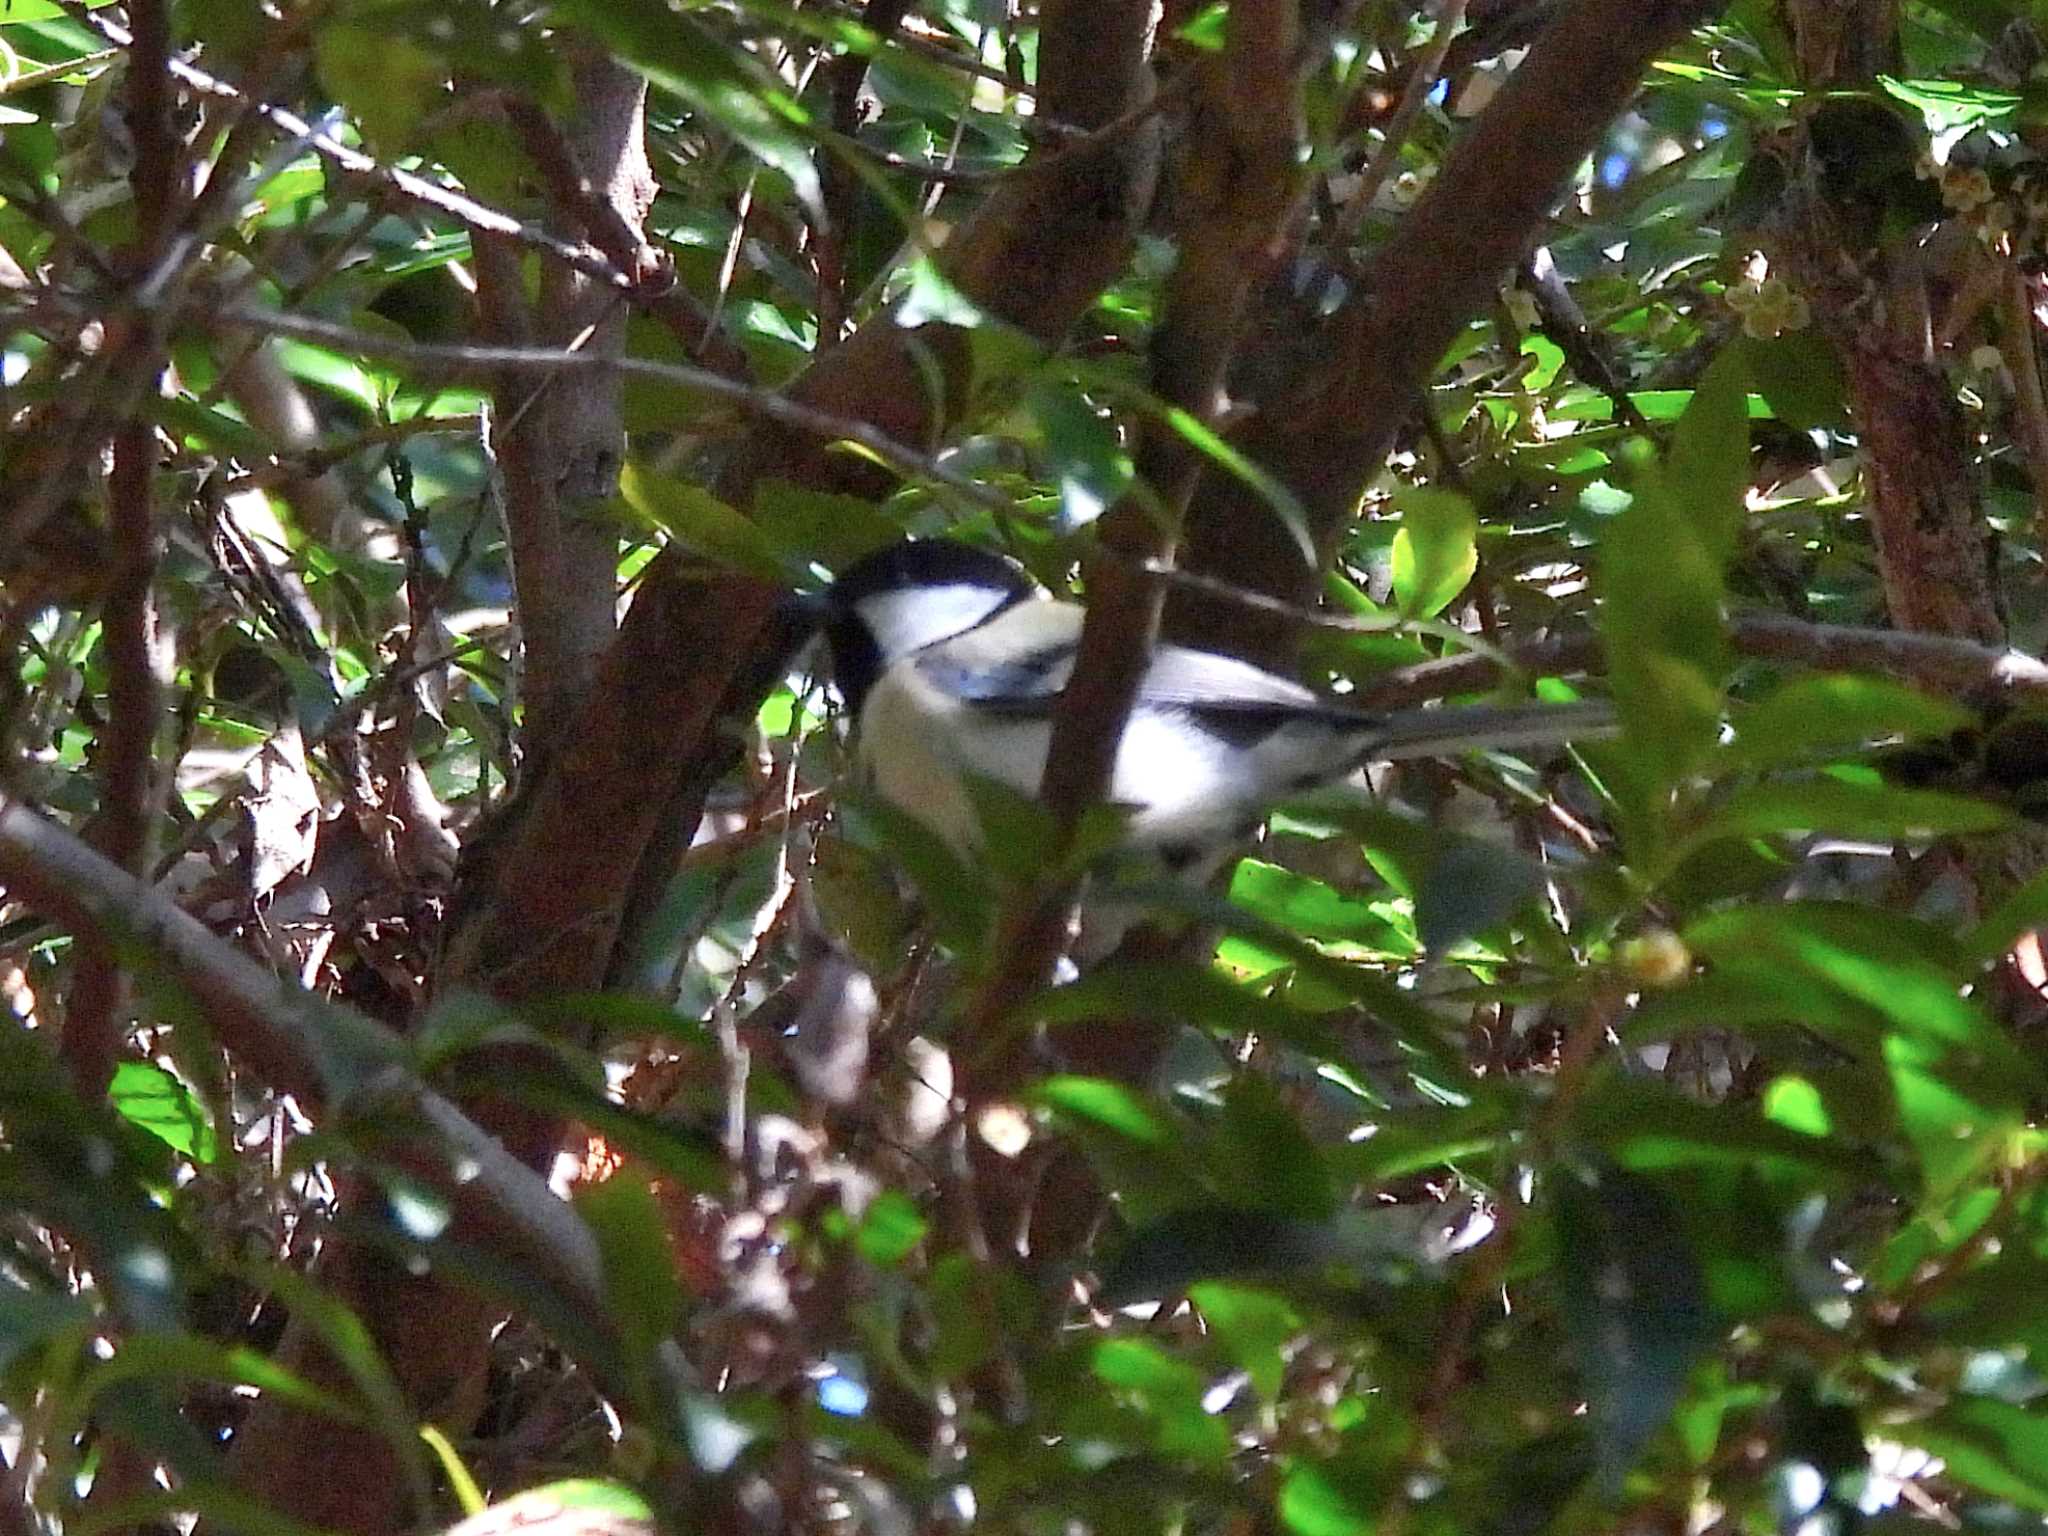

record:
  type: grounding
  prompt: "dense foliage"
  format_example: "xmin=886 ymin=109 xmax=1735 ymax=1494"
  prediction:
xmin=10 ymin=2 xmax=2048 ymax=1534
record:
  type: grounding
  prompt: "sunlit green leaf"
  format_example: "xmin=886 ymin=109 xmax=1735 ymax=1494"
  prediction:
xmin=109 ymin=1061 xmax=216 ymax=1164
xmin=1389 ymin=485 xmax=1477 ymax=620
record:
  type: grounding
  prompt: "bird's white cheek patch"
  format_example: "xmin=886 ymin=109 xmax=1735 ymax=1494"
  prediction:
xmin=856 ymin=585 xmax=1014 ymax=663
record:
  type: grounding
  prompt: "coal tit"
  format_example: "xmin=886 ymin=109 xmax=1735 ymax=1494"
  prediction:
xmin=819 ymin=538 xmax=1613 ymax=870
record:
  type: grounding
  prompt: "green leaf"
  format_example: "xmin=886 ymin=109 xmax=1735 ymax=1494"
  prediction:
xmin=1031 ymin=1076 xmax=1174 ymax=1147
xmin=1685 ymin=905 xmax=1982 ymax=1045
xmin=1388 ymin=485 xmax=1478 ymax=619
xmin=1228 ymin=860 xmax=1413 ymax=952
xmin=1600 ymin=448 xmax=1728 ymax=799
xmin=1900 ymin=1398 xmax=2048 ymax=1510
xmin=1092 ymin=1337 xmax=1232 ymax=1462
xmin=1026 ymin=379 xmax=1131 ymax=527
xmin=1323 ymin=1101 xmax=1510 ymax=1186
xmin=445 ymin=1481 xmax=656 ymax=1536
xmin=854 ymin=1191 xmax=927 ymax=1267
xmin=313 ymin=21 xmax=445 ymax=153
xmin=840 ymin=791 xmax=994 ymax=961
xmin=1667 ymin=344 xmax=1751 ymax=566
xmin=1173 ymin=2 xmax=1228 ymax=49
xmin=1279 ymin=1454 xmax=1390 ymax=1536
xmin=1554 ymin=1165 xmax=1717 ymax=1493
xmin=750 ymin=479 xmax=902 ymax=571
xmin=1961 ymin=862 xmax=2048 ymax=967
xmin=925 ymin=1253 xmax=1002 ymax=1378
xmin=1721 ymin=675 xmax=1972 ymax=773
xmin=1761 ymin=1075 xmax=1831 ymax=1138
xmin=1674 ymin=778 xmax=2010 ymax=864
xmin=574 ymin=1171 xmax=682 ymax=1411
xmin=619 ymin=463 xmax=782 ymax=579
xmin=1189 ymin=1282 xmax=1301 ymax=1399
xmin=1885 ymin=1032 xmax=2022 ymax=1198
xmin=1879 ymin=74 xmax=2020 ymax=133
xmin=1581 ymin=1082 xmax=1869 ymax=1182
xmin=496 ymin=1071 xmax=726 ymax=1192
xmin=109 ymin=1061 xmax=217 ymax=1164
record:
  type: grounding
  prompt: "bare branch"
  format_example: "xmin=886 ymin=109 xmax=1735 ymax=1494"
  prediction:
xmin=501 ymin=85 xmax=750 ymax=380
xmin=184 ymin=302 xmax=1009 ymax=513
xmin=0 ymin=793 xmax=656 ymax=1372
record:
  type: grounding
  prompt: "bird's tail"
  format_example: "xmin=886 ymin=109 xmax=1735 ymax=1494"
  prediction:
xmin=1359 ymin=698 xmax=1619 ymax=762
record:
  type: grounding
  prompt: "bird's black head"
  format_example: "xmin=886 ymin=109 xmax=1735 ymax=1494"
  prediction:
xmin=821 ymin=538 xmax=1039 ymax=714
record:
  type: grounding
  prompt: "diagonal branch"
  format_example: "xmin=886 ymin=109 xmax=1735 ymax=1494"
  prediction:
xmin=0 ymin=793 xmax=649 ymax=1383
xmin=1174 ymin=0 xmax=1727 ymax=662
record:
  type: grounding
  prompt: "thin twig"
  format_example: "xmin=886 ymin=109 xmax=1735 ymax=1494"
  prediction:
xmin=499 ymin=96 xmax=750 ymax=379
xmin=204 ymin=301 xmax=1013 ymax=512
xmin=84 ymin=10 xmax=745 ymax=369
xmin=210 ymin=415 xmax=484 ymax=497
xmin=1333 ymin=0 xmax=1469 ymax=244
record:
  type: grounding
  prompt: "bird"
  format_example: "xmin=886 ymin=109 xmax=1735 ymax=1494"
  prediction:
xmin=817 ymin=537 xmax=1614 ymax=875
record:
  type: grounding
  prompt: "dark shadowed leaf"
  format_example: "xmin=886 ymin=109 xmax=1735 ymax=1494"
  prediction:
xmin=1213 ymin=1075 xmax=1336 ymax=1220
xmin=1413 ymin=838 xmax=1544 ymax=953
xmin=1735 ymin=330 xmax=1848 ymax=433
xmin=1554 ymin=1164 xmax=1717 ymax=1493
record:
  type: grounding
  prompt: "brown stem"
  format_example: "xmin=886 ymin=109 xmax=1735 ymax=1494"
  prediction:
xmin=65 ymin=0 xmax=177 ymax=1104
xmin=1999 ymin=270 xmax=2048 ymax=555
xmin=500 ymin=86 xmax=750 ymax=379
